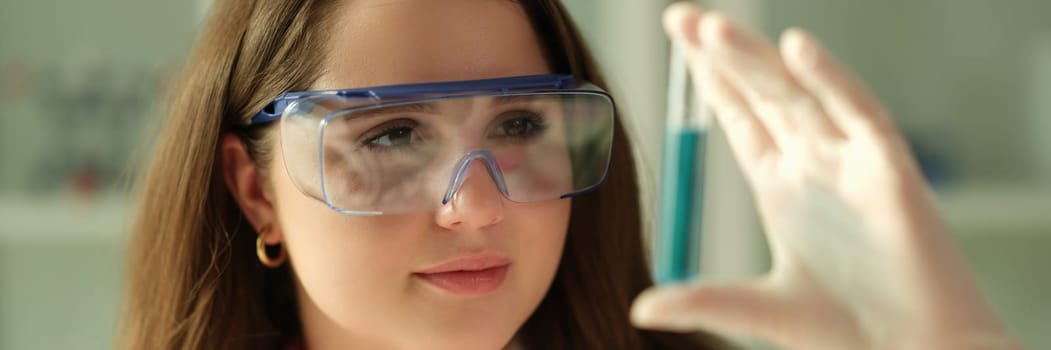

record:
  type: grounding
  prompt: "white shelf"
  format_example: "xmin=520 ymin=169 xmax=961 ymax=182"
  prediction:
xmin=937 ymin=185 xmax=1051 ymax=235
xmin=0 ymin=194 xmax=130 ymax=243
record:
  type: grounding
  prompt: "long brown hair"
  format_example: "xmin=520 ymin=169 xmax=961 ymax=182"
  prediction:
xmin=118 ymin=0 xmax=727 ymax=349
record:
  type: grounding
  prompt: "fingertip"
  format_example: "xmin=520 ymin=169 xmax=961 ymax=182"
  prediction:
xmin=632 ymin=286 xmax=687 ymax=313
xmin=631 ymin=286 xmax=695 ymax=330
xmin=780 ymin=27 xmax=820 ymax=70
xmin=631 ymin=288 xmax=661 ymax=326
xmin=629 ymin=293 xmax=660 ymax=326
xmin=699 ymin=12 xmax=736 ymax=49
xmin=779 ymin=27 xmax=807 ymax=53
xmin=662 ymin=2 xmax=705 ymax=47
xmin=663 ymin=1 xmax=705 ymax=26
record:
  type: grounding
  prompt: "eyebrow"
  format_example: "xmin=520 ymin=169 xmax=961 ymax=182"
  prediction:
xmin=340 ymin=94 xmax=543 ymax=122
xmin=347 ymin=102 xmax=437 ymax=120
xmin=492 ymin=95 xmax=540 ymax=105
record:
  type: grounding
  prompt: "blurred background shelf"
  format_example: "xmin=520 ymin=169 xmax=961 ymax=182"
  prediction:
xmin=938 ymin=185 xmax=1051 ymax=235
xmin=0 ymin=194 xmax=130 ymax=242
xmin=0 ymin=194 xmax=127 ymax=350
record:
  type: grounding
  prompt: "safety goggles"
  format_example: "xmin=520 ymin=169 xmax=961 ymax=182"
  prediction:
xmin=249 ymin=74 xmax=616 ymax=215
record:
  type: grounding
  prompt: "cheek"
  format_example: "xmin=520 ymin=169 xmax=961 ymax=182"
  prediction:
xmin=505 ymin=199 xmax=572 ymax=304
xmin=523 ymin=201 xmax=571 ymax=260
xmin=269 ymin=159 xmax=433 ymax=324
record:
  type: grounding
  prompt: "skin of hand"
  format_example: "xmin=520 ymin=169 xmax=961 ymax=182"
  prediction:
xmin=629 ymin=3 xmax=1025 ymax=350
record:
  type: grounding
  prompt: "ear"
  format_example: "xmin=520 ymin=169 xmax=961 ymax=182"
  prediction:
xmin=220 ymin=133 xmax=283 ymax=244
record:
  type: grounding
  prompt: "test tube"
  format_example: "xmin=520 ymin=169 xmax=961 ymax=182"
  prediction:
xmin=655 ymin=44 xmax=709 ymax=284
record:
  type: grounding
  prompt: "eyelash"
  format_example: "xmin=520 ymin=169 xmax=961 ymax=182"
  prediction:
xmin=354 ymin=108 xmax=549 ymax=151
xmin=359 ymin=119 xmax=420 ymax=152
xmin=491 ymin=110 xmax=549 ymax=140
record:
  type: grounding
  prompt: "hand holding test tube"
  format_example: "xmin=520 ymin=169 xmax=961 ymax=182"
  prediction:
xmin=634 ymin=3 xmax=1023 ymax=350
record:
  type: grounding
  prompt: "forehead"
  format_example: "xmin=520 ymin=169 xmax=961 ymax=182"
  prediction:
xmin=315 ymin=0 xmax=551 ymax=90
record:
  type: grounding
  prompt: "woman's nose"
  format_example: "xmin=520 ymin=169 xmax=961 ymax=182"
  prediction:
xmin=434 ymin=161 xmax=506 ymax=231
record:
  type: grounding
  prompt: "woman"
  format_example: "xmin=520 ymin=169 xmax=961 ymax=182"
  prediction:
xmin=118 ymin=0 xmax=1021 ymax=349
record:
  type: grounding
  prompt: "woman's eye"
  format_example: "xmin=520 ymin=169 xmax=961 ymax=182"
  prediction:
xmin=491 ymin=112 xmax=547 ymax=139
xmin=360 ymin=121 xmax=420 ymax=150
xmin=369 ymin=127 xmax=414 ymax=147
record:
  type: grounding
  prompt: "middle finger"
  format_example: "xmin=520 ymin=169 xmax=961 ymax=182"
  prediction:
xmin=696 ymin=13 xmax=845 ymax=147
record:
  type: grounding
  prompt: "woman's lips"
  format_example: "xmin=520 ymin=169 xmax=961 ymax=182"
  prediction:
xmin=414 ymin=253 xmax=510 ymax=296
xmin=415 ymin=265 xmax=509 ymax=296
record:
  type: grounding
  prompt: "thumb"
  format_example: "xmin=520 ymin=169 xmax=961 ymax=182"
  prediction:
xmin=631 ymin=281 xmax=784 ymax=339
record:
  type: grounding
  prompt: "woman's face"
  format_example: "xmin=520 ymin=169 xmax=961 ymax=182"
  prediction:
xmin=269 ymin=1 xmax=569 ymax=349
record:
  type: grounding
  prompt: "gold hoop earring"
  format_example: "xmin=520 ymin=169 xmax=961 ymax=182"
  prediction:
xmin=255 ymin=224 xmax=287 ymax=268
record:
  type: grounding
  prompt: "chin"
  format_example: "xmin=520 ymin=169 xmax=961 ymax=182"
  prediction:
xmin=425 ymin=312 xmax=524 ymax=350
xmin=398 ymin=327 xmax=517 ymax=350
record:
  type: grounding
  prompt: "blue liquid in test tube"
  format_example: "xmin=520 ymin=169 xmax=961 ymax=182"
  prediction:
xmin=655 ymin=44 xmax=709 ymax=284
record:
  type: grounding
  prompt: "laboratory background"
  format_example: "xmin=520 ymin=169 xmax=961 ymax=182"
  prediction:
xmin=0 ymin=0 xmax=1048 ymax=349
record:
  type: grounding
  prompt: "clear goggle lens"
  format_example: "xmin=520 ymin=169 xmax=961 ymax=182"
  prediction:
xmin=279 ymin=89 xmax=614 ymax=215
